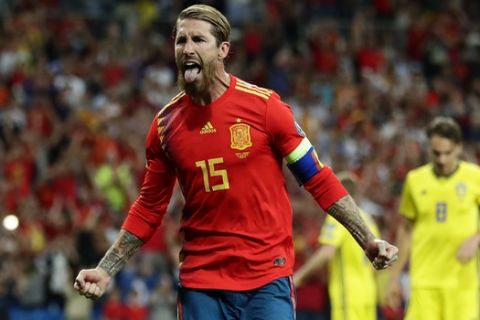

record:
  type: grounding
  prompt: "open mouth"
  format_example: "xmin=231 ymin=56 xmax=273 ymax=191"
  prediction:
xmin=184 ymin=62 xmax=202 ymax=83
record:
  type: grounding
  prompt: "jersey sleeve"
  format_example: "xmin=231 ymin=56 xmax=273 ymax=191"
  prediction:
xmin=399 ymin=173 xmax=416 ymax=220
xmin=265 ymin=93 xmax=347 ymax=210
xmin=265 ymin=92 xmax=305 ymax=156
xmin=122 ymin=117 xmax=176 ymax=242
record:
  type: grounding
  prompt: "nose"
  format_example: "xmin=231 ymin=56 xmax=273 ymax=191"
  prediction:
xmin=437 ymin=154 xmax=447 ymax=165
xmin=183 ymin=39 xmax=194 ymax=55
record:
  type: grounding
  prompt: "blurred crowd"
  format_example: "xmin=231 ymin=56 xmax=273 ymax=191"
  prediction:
xmin=0 ymin=0 xmax=479 ymax=319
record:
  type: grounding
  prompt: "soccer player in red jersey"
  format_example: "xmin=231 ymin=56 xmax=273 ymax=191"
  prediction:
xmin=74 ymin=4 xmax=398 ymax=319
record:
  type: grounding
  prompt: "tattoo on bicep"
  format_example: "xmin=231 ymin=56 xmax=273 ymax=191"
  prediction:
xmin=98 ymin=230 xmax=143 ymax=276
xmin=326 ymin=195 xmax=373 ymax=249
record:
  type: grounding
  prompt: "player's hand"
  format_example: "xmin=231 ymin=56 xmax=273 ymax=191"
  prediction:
xmin=74 ymin=267 xmax=111 ymax=300
xmin=365 ymin=239 xmax=399 ymax=270
xmin=385 ymin=277 xmax=403 ymax=309
xmin=456 ymin=234 xmax=480 ymax=264
xmin=292 ymin=273 xmax=303 ymax=288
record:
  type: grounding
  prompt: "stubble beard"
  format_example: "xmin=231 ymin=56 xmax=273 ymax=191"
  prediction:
xmin=433 ymin=161 xmax=457 ymax=176
xmin=177 ymin=60 xmax=216 ymax=98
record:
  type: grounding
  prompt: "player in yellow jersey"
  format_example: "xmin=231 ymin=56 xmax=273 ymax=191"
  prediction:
xmin=294 ymin=172 xmax=380 ymax=320
xmin=386 ymin=116 xmax=480 ymax=320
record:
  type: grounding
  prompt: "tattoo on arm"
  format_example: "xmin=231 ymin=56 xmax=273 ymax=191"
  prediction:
xmin=326 ymin=195 xmax=375 ymax=249
xmin=98 ymin=230 xmax=144 ymax=276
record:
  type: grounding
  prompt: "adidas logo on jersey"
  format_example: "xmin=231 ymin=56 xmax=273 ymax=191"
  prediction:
xmin=200 ymin=121 xmax=216 ymax=134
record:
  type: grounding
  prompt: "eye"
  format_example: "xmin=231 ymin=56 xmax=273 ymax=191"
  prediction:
xmin=192 ymin=36 xmax=205 ymax=43
xmin=176 ymin=36 xmax=186 ymax=45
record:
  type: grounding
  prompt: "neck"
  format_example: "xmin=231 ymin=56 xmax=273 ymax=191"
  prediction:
xmin=433 ymin=161 xmax=460 ymax=177
xmin=190 ymin=70 xmax=230 ymax=105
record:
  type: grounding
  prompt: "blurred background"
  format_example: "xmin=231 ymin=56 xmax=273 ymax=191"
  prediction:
xmin=0 ymin=0 xmax=479 ymax=319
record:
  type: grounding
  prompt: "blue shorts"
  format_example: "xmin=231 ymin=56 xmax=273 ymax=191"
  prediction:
xmin=177 ymin=276 xmax=296 ymax=320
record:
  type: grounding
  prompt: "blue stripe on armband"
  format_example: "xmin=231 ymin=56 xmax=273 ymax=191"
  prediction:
xmin=286 ymin=147 xmax=323 ymax=185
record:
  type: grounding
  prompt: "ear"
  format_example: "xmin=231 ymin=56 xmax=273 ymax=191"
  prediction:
xmin=218 ymin=41 xmax=231 ymax=60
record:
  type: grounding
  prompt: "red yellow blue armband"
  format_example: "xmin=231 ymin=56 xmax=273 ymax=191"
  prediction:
xmin=286 ymin=138 xmax=323 ymax=185
xmin=286 ymin=138 xmax=347 ymax=209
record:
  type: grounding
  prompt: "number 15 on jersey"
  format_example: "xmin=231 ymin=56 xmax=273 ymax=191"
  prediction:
xmin=195 ymin=157 xmax=230 ymax=192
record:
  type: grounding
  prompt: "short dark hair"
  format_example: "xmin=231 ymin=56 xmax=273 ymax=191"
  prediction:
xmin=173 ymin=4 xmax=231 ymax=46
xmin=426 ymin=116 xmax=462 ymax=143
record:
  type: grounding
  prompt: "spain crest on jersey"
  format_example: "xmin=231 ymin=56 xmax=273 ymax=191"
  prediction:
xmin=230 ymin=122 xmax=252 ymax=150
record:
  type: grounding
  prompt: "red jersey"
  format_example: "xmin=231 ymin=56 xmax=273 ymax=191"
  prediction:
xmin=123 ymin=75 xmax=346 ymax=290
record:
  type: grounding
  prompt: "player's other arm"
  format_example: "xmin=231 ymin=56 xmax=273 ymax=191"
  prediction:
xmin=293 ymin=244 xmax=336 ymax=287
xmin=325 ymin=192 xmax=396 ymax=269
xmin=457 ymin=184 xmax=480 ymax=263
xmin=74 ymin=118 xmax=176 ymax=300
xmin=457 ymin=231 xmax=480 ymax=264
xmin=288 ymin=147 xmax=398 ymax=270
xmin=385 ymin=216 xmax=412 ymax=308
xmin=293 ymin=155 xmax=398 ymax=268
xmin=326 ymin=195 xmax=376 ymax=252
xmin=265 ymin=94 xmax=397 ymax=269
xmin=74 ymin=230 xmax=143 ymax=299
xmin=74 ymin=166 xmax=175 ymax=300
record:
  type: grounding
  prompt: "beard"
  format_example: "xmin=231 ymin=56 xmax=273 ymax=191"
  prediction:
xmin=433 ymin=161 xmax=457 ymax=176
xmin=177 ymin=59 xmax=217 ymax=98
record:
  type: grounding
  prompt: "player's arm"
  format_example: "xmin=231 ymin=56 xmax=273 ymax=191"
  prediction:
xmin=388 ymin=216 xmax=412 ymax=280
xmin=74 ymin=230 xmax=143 ymax=299
xmin=325 ymin=194 xmax=395 ymax=268
xmin=385 ymin=173 xmax=415 ymax=308
xmin=325 ymin=195 xmax=376 ymax=253
xmin=74 ymin=117 xmax=176 ymax=300
xmin=266 ymin=94 xmax=397 ymax=269
xmin=98 ymin=230 xmax=144 ymax=275
xmin=293 ymin=244 xmax=336 ymax=287
xmin=457 ymin=190 xmax=480 ymax=263
xmin=288 ymin=144 xmax=397 ymax=269
xmin=385 ymin=216 xmax=412 ymax=308
xmin=457 ymin=232 xmax=480 ymax=264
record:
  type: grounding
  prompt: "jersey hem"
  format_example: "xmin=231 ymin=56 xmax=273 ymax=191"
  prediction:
xmin=179 ymin=269 xmax=293 ymax=291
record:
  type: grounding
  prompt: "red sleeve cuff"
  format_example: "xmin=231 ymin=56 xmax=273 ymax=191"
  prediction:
xmin=303 ymin=166 xmax=348 ymax=210
xmin=121 ymin=199 xmax=167 ymax=242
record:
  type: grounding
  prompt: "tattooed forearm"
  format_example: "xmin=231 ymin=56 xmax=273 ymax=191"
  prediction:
xmin=98 ymin=230 xmax=144 ymax=276
xmin=326 ymin=195 xmax=375 ymax=249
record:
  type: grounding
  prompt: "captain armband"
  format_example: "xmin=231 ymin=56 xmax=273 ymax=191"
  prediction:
xmin=285 ymin=138 xmax=324 ymax=185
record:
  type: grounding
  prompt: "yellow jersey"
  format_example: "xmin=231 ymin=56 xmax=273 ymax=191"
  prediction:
xmin=400 ymin=161 xmax=480 ymax=289
xmin=320 ymin=210 xmax=380 ymax=308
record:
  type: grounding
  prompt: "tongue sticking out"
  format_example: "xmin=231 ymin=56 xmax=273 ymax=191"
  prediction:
xmin=184 ymin=67 xmax=201 ymax=83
